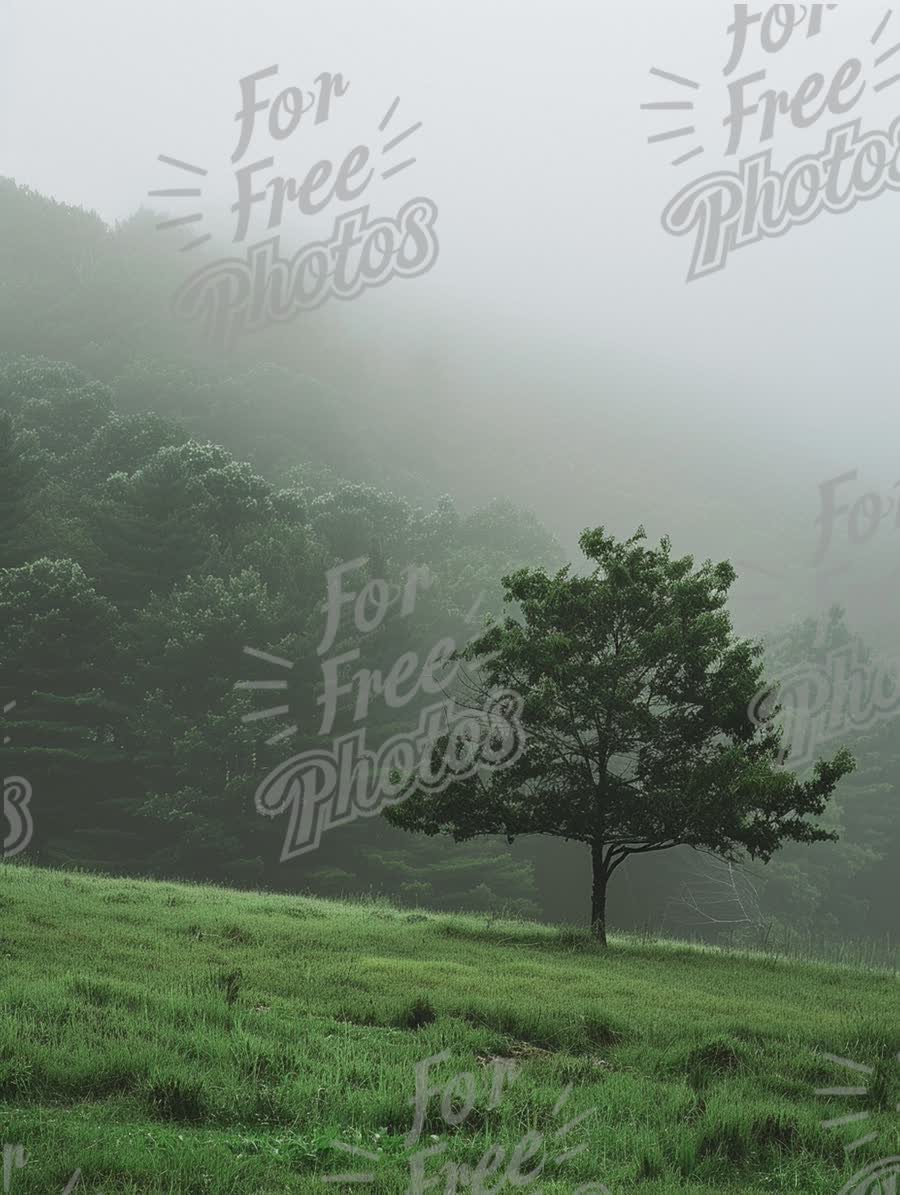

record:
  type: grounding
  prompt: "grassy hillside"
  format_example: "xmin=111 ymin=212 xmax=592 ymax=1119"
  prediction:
xmin=0 ymin=865 xmax=896 ymax=1193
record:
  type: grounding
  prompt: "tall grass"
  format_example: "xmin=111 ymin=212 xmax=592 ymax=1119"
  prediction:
xmin=0 ymin=862 xmax=896 ymax=1193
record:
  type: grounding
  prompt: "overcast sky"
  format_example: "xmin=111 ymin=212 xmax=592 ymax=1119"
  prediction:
xmin=5 ymin=1 xmax=900 ymax=640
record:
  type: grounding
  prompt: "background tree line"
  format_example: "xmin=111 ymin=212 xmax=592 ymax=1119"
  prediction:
xmin=0 ymin=177 xmax=896 ymax=948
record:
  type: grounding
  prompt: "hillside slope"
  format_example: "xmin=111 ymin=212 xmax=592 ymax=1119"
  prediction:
xmin=0 ymin=865 xmax=896 ymax=1193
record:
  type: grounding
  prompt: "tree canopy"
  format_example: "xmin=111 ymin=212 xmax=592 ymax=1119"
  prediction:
xmin=387 ymin=527 xmax=855 ymax=944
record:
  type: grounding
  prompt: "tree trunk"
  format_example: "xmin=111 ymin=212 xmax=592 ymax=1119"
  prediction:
xmin=590 ymin=842 xmax=608 ymax=947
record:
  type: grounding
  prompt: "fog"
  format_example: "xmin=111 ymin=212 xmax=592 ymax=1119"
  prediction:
xmin=3 ymin=14 xmax=899 ymax=1184
xmin=5 ymin=0 xmax=900 ymax=642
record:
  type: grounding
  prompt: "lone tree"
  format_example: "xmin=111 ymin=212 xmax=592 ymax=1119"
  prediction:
xmin=386 ymin=527 xmax=854 ymax=945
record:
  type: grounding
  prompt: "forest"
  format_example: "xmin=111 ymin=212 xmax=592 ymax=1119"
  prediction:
xmin=1 ymin=176 xmax=896 ymax=955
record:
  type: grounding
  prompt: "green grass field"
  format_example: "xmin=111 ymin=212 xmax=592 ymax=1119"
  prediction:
xmin=0 ymin=863 xmax=896 ymax=1193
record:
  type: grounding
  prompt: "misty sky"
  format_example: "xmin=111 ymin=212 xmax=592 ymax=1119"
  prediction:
xmin=5 ymin=1 xmax=900 ymax=641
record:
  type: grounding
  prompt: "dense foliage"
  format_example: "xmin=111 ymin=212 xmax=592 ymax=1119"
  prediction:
xmin=388 ymin=527 xmax=854 ymax=942
xmin=0 ymin=178 xmax=895 ymax=946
